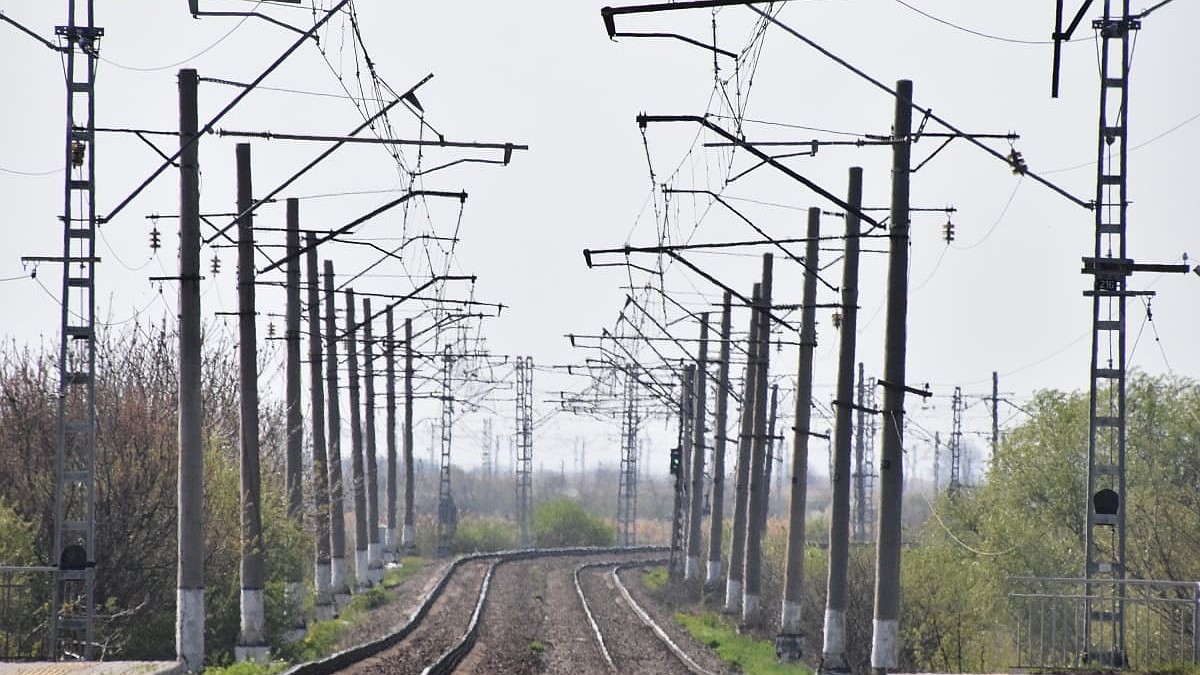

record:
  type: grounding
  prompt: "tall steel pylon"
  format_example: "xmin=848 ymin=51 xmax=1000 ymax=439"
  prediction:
xmin=435 ymin=345 xmax=456 ymax=557
xmin=481 ymin=417 xmax=492 ymax=476
xmin=1051 ymin=0 xmax=1190 ymax=661
xmin=852 ymin=365 xmax=877 ymax=544
xmin=948 ymin=386 xmax=964 ymax=495
xmin=48 ymin=0 xmax=103 ymax=658
xmin=514 ymin=357 xmax=534 ymax=547
xmin=616 ymin=363 xmax=640 ymax=547
xmin=1081 ymin=2 xmax=1134 ymax=659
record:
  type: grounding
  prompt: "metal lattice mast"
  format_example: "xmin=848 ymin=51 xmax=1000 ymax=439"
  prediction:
xmin=949 ymin=386 xmax=964 ymax=495
xmin=1084 ymin=0 xmax=1134 ymax=660
xmin=852 ymin=364 xmax=868 ymax=544
xmin=863 ymin=375 xmax=877 ymax=538
xmin=617 ymin=363 xmax=641 ymax=547
xmin=481 ymin=418 xmax=492 ymax=476
xmin=669 ymin=364 xmax=695 ymax=581
xmin=435 ymin=345 xmax=456 ymax=557
xmin=50 ymin=0 xmax=103 ymax=657
xmin=515 ymin=357 xmax=535 ymax=547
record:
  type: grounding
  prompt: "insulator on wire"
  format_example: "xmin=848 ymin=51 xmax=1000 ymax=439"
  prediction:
xmin=150 ymin=228 xmax=162 ymax=251
xmin=267 ymin=322 xmax=276 ymax=339
xmin=71 ymin=141 xmax=86 ymax=168
xmin=210 ymin=255 xmax=221 ymax=276
xmin=943 ymin=220 xmax=955 ymax=243
xmin=1007 ymin=149 xmax=1028 ymax=175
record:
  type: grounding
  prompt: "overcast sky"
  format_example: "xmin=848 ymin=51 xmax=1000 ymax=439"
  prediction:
xmin=1 ymin=0 xmax=1197 ymax=483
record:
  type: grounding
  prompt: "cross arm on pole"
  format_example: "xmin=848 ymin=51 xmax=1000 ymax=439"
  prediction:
xmin=639 ymin=114 xmax=882 ymax=229
xmin=257 ymin=190 xmax=466 ymax=275
xmin=204 ymin=73 xmax=434 ymax=246
xmin=102 ymin=0 xmax=353 ymax=226
xmin=0 ymin=11 xmax=65 ymax=52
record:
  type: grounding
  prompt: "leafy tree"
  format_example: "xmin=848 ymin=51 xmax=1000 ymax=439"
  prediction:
xmin=532 ymin=499 xmax=615 ymax=548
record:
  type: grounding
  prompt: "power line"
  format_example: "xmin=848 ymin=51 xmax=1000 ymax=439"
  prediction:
xmin=889 ymin=0 xmax=1082 ymax=46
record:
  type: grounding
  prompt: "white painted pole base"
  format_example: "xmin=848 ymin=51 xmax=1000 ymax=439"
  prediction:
xmin=775 ymin=632 xmax=804 ymax=663
xmin=235 ymin=644 xmax=271 ymax=664
xmin=315 ymin=560 xmax=337 ymax=620
xmin=355 ymin=550 xmax=370 ymax=589
xmin=367 ymin=543 xmax=384 ymax=583
xmin=775 ymin=600 xmax=805 ymax=661
xmin=176 ymin=588 xmax=205 ymax=672
xmin=385 ymin=527 xmax=398 ymax=557
xmin=870 ymin=618 xmax=899 ymax=670
xmin=401 ymin=524 xmax=415 ymax=552
xmin=239 ymin=588 xmax=266 ymax=646
xmin=821 ymin=608 xmax=849 ymax=672
xmin=705 ymin=561 xmax=722 ymax=586
xmin=780 ymin=599 xmax=803 ymax=634
xmin=331 ymin=557 xmax=351 ymax=608
xmin=285 ymin=581 xmax=306 ymax=630
xmin=314 ymin=561 xmax=333 ymax=609
xmin=684 ymin=555 xmax=700 ymax=581
xmin=722 ymin=579 xmax=742 ymax=614
xmin=741 ymin=592 xmax=761 ymax=626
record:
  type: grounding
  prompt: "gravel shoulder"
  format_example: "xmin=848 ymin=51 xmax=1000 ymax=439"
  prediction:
xmin=617 ymin=565 xmax=738 ymax=675
xmin=331 ymin=557 xmax=453 ymax=652
xmin=336 ymin=559 xmax=491 ymax=675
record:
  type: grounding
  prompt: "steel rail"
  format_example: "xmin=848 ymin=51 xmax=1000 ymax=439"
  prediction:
xmin=284 ymin=546 xmax=668 ymax=675
xmin=573 ymin=561 xmax=625 ymax=672
xmin=610 ymin=560 xmax=723 ymax=675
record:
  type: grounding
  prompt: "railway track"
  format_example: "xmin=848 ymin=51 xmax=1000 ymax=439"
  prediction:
xmin=574 ymin=560 xmax=725 ymax=675
xmin=281 ymin=547 xmax=675 ymax=675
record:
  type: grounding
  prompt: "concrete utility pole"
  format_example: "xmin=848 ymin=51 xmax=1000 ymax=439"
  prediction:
xmin=176 ymin=68 xmax=205 ymax=672
xmin=323 ymin=261 xmax=350 ymax=606
xmin=344 ymin=290 xmax=370 ymax=588
xmin=743 ymin=253 xmax=774 ymax=627
xmin=402 ymin=317 xmax=416 ymax=552
xmin=724 ymin=283 xmax=760 ymax=614
xmin=872 ymin=79 xmax=913 ymax=675
xmin=305 ymin=234 xmax=334 ymax=620
xmin=285 ymin=200 xmax=303 ymax=527
xmin=283 ymin=198 xmax=305 ymax=635
xmin=385 ymin=308 xmax=398 ymax=560
xmin=706 ymin=292 xmax=733 ymax=587
xmin=686 ymin=314 xmax=710 ymax=581
xmin=669 ymin=364 xmax=694 ymax=580
xmin=761 ymin=383 xmax=779 ymax=533
xmin=778 ymin=209 xmax=822 ymax=661
xmin=234 ymin=143 xmax=268 ymax=662
xmin=933 ymin=432 xmax=941 ymax=495
xmin=820 ymin=167 xmax=864 ymax=673
xmin=361 ymin=299 xmax=383 ymax=584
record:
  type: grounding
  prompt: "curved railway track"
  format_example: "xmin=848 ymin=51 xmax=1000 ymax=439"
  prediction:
xmin=573 ymin=560 xmax=724 ymax=675
xmin=282 ymin=547 xmax=692 ymax=675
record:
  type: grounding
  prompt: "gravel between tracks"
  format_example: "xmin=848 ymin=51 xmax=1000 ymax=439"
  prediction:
xmin=453 ymin=555 xmax=613 ymax=674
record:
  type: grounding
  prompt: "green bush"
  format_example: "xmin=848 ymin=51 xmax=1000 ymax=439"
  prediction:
xmin=0 ymin=497 xmax=35 ymax=564
xmin=453 ymin=518 xmax=516 ymax=553
xmin=532 ymin=500 xmax=615 ymax=548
